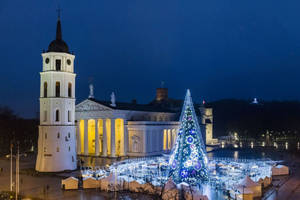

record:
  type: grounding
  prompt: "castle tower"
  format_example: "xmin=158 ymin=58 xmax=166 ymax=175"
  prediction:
xmin=199 ymin=104 xmax=214 ymax=145
xmin=35 ymin=16 xmax=77 ymax=172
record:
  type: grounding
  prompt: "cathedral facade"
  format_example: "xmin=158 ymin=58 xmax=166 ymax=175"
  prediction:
xmin=75 ymin=97 xmax=180 ymax=158
xmin=35 ymin=17 xmax=215 ymax=172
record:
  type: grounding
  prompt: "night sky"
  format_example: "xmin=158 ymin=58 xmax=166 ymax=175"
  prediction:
xmin=1 ymin=0 xmax=300 ymax=118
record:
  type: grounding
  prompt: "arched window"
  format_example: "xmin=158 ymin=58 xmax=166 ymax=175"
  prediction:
xmin=43 ymin=82 xmax=47 ymax=97
xmin=55 ymin=110 xmax=60 ymax=121
xmin=68 ymin=82 xmax=72 ymax=97
xmin=55 ymin=82 xmax=60 ymax=97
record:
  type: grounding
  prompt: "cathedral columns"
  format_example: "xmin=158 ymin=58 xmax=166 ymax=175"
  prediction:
xmin=76 ymin=117 xmax=128 ymax=157
xmin=84 ymin=119 xmax=88 ymax=155
xmin=111 ymin=119 xmax=116 ymax=157
xmin=102 ymin=119 xmax=107 ymax=156
xmin=95 ymin=119 xmax=99 ymax=156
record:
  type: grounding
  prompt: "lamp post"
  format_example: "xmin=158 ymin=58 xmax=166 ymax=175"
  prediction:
xmin=15 ymin=142 xmax=19 ymax=200
xmin=242 ymin=185 xmax=245 ymax=200
xmin=10 ymin=142 xmax=13 ymax=192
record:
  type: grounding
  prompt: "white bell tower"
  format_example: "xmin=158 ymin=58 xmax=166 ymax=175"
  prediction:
xmin=35 ymin=15 xmax=77 ymax=172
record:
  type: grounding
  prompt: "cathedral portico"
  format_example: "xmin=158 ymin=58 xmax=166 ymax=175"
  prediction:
xmin=76 ymin=114 xmax=127 ymax=158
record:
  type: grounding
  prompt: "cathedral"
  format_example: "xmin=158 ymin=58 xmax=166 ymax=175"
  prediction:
xmin=35 ymin=17 xmax=215 ymax=172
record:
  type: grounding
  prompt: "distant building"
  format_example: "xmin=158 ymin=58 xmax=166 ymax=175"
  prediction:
xmin=199 ymin=103 xmax=218 ymax=145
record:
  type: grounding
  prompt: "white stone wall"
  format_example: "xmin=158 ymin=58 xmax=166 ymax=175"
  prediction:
xmin=36 ymin=52 xmax=77 ymax=172
xmin=127 ymin=121 xmax=180 ymax=157
xmin=36 ymin=126 xmax=76 ymax=172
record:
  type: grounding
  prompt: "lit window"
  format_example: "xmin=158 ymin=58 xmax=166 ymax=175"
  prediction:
xmin=163 ymin=130 xmax=167 ymax=150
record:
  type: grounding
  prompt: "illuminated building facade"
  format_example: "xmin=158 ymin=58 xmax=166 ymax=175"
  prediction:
xmin=75 ymin=97 xmax=180 ymax=157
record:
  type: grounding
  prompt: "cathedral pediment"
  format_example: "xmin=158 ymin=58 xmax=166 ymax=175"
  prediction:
xmin=76 ymin=99 xmax=113 ymax=112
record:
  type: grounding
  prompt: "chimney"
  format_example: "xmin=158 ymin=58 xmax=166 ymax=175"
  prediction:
xmin=132 ymin=99 xmax=137 ymax=104
xmin=156 ymin=88 xmax=168 ymax=101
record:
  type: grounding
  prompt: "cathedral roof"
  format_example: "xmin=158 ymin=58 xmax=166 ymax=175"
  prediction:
xmin=47 ymin=18 xmax=69 ymax=53
xmin=89 ymin=99 xmax=177 ymax=113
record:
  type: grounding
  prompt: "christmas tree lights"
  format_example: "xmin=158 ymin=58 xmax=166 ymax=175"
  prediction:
xmin=169 ymin=89 xmax=208 ymax=185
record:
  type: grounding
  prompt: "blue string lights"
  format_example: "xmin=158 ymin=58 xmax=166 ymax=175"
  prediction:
xmin=169 ymin=89 xmax=208 ymax=185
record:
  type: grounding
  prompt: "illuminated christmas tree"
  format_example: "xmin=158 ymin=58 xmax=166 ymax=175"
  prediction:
xmin=169 ymin=89 xmax=208 ymax=185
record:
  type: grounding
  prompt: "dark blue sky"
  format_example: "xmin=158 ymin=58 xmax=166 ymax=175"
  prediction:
xmin=1 ymin=0 xmax=300 ymax=118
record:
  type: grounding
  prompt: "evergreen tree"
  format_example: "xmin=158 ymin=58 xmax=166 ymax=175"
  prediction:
xmin=169 ymin=89 xmax=208 ymax=185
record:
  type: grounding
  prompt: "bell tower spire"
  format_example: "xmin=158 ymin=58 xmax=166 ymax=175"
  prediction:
xmin=47 ymin=8 xmax=69 ymax=53
xmin=56 ymin=7 xmax=62 ymax=40
xmin=36 ymin=12 xmax=76 ymax=172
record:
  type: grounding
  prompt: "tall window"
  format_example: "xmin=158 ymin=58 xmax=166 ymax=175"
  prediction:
xmin=56 ymin=59 xmax=61 ymax=71
xmin=68 ymin=110 xmax=71 ymax=122
xmin=55 ymin=82 xmax=60 ymax=97
xmin=57 ymin=133 xmax=60 ymax=138
xmin=43 ymin=82 xmax=47 ymax=97
xmin=68 ymin=83 xmax=72 ymax=97
xmin=43 ymin=110 xmax=47 ymax=122
xmin=55 ymin=110 xmax=59 ymax=121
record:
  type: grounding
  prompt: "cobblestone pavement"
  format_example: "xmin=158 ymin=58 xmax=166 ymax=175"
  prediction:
xmin=264 ymin=154 xmax=300 ymax=200
xmin=1 ymin=153 xmax=300 ymax=200
xmin=0 ymin=154 xmax=157 ymax=200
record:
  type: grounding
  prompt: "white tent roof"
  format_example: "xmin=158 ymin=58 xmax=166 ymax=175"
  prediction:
xmin=63 ymin=177 xmax=78 ymax=182
xmin=83 ymin=176 xmax=97 ymax=181
xmin=164 ymin=177 xmax=177 ymax=190
xmin=275 ymin=165 xmax=288 ymax=169
xmin=105 ymin=173 xmax=116 ymax=181
xmin=239 ymin=176 xmax=259 ymax=187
